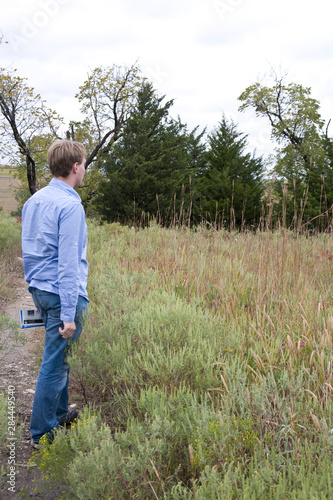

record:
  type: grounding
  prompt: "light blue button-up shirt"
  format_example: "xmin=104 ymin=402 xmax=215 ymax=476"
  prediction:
xmin=22 ymin=178 xmax=89 ymax=323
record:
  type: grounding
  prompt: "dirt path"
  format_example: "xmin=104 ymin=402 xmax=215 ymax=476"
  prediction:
xmin=0 ymin=279 xmax=47 ymax=499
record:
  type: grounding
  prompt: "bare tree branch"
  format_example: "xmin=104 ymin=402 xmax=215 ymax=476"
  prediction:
xmin=76 ymin=63 xmax=142 ymax=169
xmin=0 ymin=67 xmax=63 ymax=194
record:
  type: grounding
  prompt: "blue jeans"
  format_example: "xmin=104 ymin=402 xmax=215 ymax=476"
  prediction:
xmin=30 ymin=288 xmax=88 ymax=443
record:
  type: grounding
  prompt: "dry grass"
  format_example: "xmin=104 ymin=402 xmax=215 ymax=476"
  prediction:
xmin=0 ymin=173 xmax=20 ymax=212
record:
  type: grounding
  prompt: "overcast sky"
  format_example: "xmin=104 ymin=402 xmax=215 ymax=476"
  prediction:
xmin=2 ymin=0 xmax=333 ymax=161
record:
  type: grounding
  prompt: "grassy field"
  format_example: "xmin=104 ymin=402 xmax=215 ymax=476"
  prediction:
xmin=0 ymin=169 xmax=19 ymax=213
xmin=1 ymin=213 xmax=332 ymax=498
xmin=29 ymin=221 xmax=333 ymax=498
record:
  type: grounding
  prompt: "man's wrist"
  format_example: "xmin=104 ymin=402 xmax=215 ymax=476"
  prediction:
xmin=61 ymin=314 xmax=75 ymax=323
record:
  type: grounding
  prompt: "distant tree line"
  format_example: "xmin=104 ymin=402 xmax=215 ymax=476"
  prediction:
xmin=93 ymin=82 xmax=265 ymax=228
xmin=1 ymin=63 xmax=333 ymax=230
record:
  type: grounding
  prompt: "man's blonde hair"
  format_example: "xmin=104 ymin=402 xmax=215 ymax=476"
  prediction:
xmin=47 ymin=140 xmax=86 ymax=178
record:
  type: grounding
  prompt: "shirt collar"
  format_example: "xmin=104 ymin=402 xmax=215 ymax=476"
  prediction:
xmin=49 ymin=178 xmax=82 ymax=201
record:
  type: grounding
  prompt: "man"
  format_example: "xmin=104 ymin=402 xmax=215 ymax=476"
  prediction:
xmin=22 ymin=139 xmax=89 ymax=447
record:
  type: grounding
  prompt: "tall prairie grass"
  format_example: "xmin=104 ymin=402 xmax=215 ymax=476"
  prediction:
xmin=29 ymin=222 xmax=333 ymax=498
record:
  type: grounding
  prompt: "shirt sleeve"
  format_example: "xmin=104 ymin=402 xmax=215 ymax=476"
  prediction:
xmin=58 ymin=202 xmax=85 ymax=322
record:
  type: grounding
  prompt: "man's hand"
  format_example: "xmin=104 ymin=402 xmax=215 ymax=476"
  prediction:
xmin=59 ymin=321 xmax=76 ymax=338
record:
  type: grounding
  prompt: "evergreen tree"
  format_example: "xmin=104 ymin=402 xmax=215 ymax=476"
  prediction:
xmin=196 ymin=115 xmax=264 ymax=228
xmin=96 ymin=82 xmax=201 ymax=225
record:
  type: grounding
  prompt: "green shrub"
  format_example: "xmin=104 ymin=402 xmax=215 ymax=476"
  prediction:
xmin=0 ymin=314 xmax=27 ymax=361
xmin=0 ymin=212 xmax=21 ymax=259
xmin=70 ymin=274 xmax=236 ymax=427
xmin=0 ymin=213 xmax=22 ymax=304
xmin=171 ymin=444 xmax=333 ymax=499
